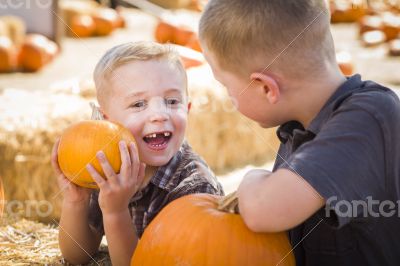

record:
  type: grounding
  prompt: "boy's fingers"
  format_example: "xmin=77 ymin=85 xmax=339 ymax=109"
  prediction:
xmin=128 ymin=142 xmax=140 ymax=183
xmin=119 ymin=141 xmax=131 ymax=183
xmin=51 ymin=138 xmax=63 ymax=176
xmin=86 ymin=163 xmax=107 ymax=189
xmin=96 ymin=151 xmax=119 ymax=186
xmin=136 ymin=163 xmax=146 ymax=189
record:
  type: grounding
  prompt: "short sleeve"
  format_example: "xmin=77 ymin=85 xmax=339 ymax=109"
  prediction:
xmin=279 ymin=106 xmax=386 ymax=228
xmin=87 ymin=190 xmax=105 ymax=236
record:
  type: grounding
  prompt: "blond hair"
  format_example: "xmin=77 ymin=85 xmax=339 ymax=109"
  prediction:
xmin=94 ymin=41 xmax=187 ymax=107
xmin=199 ymin=0 xmax=335 ymax=78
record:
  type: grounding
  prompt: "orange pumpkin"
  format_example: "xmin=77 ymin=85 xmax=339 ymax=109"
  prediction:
xmin=44 ymin=39 xmax=59 ymax=60
xmin=336 ymin=51 xmax=354 ymax=76
xmin=155 ymin=21 xmax=175 ymax=43
xmin=330 ymin=1 xmax=366 ymax=23
xmin=0 ymin=36 xmax=17 ymax=73
xmin=57 ymin=120 xmax=136 ymax=189
xmin=70 ymin=14 xmax=96 ymax=38
xmin=174 ymin=44 xmax=205 ymax=69
xmin=131 ymin=193 xmax=295 ymax=266
xmin=17 ymin=34 xmax=58 ymax=72
xmin=174 ymin=26 xmax=195 ymax=46
xmin=389 ymin=39 xmax=400 ymax=56
xmin=115 ymin=6 xmax=127 ymax=28
xmin=186 ymin=35 xmax=202 ymax=52
xmin=358 ymin=15 xmax=383 ymax=36
xmin=381 ymin=12 xmax=400 ymax=41
xmin=92 ymin=9 xmax=119 ymax=36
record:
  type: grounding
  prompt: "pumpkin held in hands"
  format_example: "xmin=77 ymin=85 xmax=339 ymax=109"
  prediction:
xmin=131 ymin=193 xmax=295 ymax=266
xmin=57 ymin=120 xmax=136 ymax=189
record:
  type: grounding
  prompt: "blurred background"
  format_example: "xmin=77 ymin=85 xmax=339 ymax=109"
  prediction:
xmin=0 ymin=0 xmax=399 ymax=264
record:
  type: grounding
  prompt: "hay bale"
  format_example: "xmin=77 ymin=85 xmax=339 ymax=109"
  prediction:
xmin=0 ymin=217 xmax=110 ymax=265
xmin=0 ymin=89 xmax=91 ymax=223
xmin=0 ymin=177 xmax=4 ymax=217
xmin=49 ymin=77 xmax=97 ymax=99
xmin=186 ymin=65 xmax=280 ymax=173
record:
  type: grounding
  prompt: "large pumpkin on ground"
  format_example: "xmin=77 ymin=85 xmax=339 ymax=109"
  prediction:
xmin=58 ymin=120 xmax=136 ymax=189
xmin=131 ymin=193 xmax=295 ymax=266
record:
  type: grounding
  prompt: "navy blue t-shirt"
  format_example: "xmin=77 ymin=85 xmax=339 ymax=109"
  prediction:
xmin=273 ymin=75 xmax=400 ymax=266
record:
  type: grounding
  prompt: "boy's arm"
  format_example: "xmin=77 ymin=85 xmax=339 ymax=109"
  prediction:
xmin=237 ymin=168 xmax=325 ymax=232
xmin=51 ymin=140 xmax=102 ymax=264
xmin=58 ymin=200 xmax=103 ymax=264
xmin=86 ymin=141 xmax=146 ymax=265
xmin=102 ymin=210 xmax=138 ymax=266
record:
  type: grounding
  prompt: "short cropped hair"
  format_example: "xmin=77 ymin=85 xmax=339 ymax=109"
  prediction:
xmin=199 ymin=0 xmax=335 ymax=78
xmin=94 ymin=41 xmax=187 ymax=107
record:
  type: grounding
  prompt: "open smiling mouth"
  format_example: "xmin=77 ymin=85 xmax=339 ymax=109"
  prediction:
xmin=143 ymin=132 xmax=172 ymax=150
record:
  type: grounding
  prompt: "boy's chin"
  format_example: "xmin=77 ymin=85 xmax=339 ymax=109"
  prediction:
xmin=143 ymin=156 xmax=174 ymax=167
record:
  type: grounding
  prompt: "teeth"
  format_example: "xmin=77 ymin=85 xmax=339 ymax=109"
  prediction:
xmin=145 ymin=132 xmax=171 ymax=139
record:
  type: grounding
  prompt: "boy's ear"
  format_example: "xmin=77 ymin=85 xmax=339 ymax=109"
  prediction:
xmin=99 ymin=108 xmax=108 ymax=120
xmin=187 ymin=102 xmax=192 ymax=113
xmin=250 ymin=72 xmax=280 ymax=104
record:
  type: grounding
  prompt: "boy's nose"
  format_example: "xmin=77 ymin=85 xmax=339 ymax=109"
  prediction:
xmin=148 ymin=101 xmax=169 ymax=122
xmin=149 ymin=111 xmax=169 ymax=122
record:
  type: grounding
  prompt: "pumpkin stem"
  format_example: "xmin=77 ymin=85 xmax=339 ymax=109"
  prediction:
xmin=90 ymin=102 xmax=104 ymax=120
xmin=218 ymin=191 xmax=239 ymax=214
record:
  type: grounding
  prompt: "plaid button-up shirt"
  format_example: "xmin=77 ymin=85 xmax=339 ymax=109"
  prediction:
xmin=88 ymin=141 xmax=224 ymax=237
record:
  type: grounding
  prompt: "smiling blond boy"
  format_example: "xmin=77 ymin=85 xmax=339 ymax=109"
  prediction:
xmin=52 ymin=41 xmax=223 ymax=265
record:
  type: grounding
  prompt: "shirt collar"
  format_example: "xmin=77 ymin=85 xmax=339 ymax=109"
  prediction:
xmin=277 ymin=74 xmax=364 ymax=142
xmin=149 ymin=141 xmax=187 ymax=192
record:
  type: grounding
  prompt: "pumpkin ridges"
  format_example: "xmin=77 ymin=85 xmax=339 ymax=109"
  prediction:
xmin=163 ymin=195 xmax=206 ymax=265
xmin=181 ymin=197 xmax=213 ymax=265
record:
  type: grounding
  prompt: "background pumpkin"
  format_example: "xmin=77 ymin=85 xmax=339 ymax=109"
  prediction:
xmin=155 ymin=21 xmax=175 ymax=43
xmin=131 ymin=193 xmax=295 ymax=266
xmin=0 ymin=36 xmax=17 ymax=73
xmin=92 ymin=8 xmax=119 ymax=36
xmin=70 ymin=14 xmax=96 ymax=38
xmin=57 ymin=120 xmax=136 ymax=189
xmin=173 ymin=26 xmax=195 ymax=46
xmin=18 ymin=34 xmax=58 ymax=72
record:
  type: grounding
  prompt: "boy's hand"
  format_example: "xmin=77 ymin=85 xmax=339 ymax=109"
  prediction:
xmin=86 ymin=141 xmax=146 ymax=215
xmin=51 ymin=139 xmax=92 ymax=205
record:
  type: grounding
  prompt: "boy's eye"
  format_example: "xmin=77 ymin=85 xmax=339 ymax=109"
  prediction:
xmin=130 ymin=100 xmax=146 ymax=110
xmin=165 ymin=98 xmax=181 ymax=106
